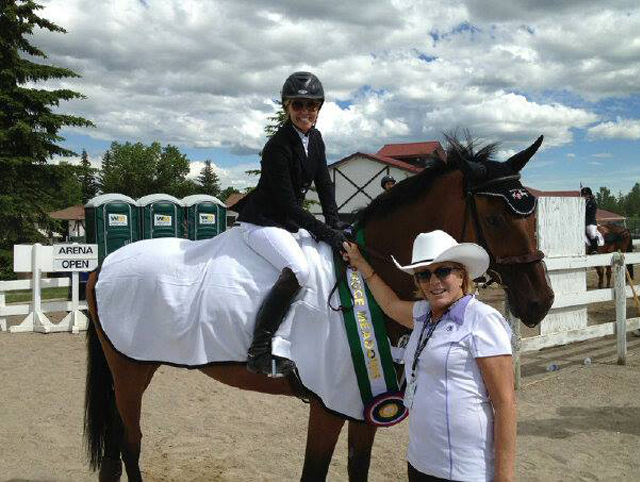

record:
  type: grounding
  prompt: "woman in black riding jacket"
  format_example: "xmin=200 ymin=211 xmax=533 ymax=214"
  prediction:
xmin=231 ymin=72 xmax=348 ymax=377
xmin=581 ymin=187 xmax=599 ymax=253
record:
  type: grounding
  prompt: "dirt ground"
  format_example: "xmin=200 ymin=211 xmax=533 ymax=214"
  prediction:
xmin=1 ymin=266 xmax=639 ymax=482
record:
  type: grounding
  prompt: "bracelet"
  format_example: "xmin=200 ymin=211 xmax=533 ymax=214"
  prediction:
xmin=363 ymin=270 xmax=376 ymax=282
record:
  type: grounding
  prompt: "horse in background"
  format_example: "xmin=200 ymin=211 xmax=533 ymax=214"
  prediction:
xmin=594 ymin=224 xmax=635 ymax=288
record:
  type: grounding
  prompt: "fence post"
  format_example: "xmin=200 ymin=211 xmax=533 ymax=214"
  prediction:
xmin=0 ymin=286 xmax=6 ymax=332
xmin=613 ymin=252 xmax=627 ymax=365
xmin=505 ymin=298 xmax=521 ymax=390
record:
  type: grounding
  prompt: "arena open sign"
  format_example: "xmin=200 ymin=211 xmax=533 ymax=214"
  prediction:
xmin=53 ymin=244 xmax=99 ymax=272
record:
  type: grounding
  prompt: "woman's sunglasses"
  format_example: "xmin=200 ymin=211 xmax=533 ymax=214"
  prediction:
xmin=414 ymin=266 xmax=460 ymax=282
xmin=290 ymin=100 xmax=321 ymax=112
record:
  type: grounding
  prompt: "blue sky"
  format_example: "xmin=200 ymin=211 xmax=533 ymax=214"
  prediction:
xmin=35 ymin=0 xmax=639 ymax=194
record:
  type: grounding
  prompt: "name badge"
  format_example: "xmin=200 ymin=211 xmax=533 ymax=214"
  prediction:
xmin=404 ymin=377 xmax=417 ymax=410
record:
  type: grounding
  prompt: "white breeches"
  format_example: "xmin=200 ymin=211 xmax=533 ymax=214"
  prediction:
xmin=240 ymin=222 xmax=310 ymax=286
xmin=586 ymin=224 xmax=598 ymax=240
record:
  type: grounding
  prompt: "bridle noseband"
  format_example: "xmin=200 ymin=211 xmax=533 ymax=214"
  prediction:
xmin=461 ymin=174 xmax=544 ymax=285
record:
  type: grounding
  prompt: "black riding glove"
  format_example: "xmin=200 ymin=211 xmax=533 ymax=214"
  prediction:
xmin=328 ymin=229 xmax=349 ymax=254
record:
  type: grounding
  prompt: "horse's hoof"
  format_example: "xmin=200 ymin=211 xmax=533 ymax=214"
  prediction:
xmin=99 ymin=457 xmax=123 ymax=482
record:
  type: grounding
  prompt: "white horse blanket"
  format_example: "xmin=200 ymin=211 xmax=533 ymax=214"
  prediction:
xmin=95 ymin=227 xmax=366 ymax=419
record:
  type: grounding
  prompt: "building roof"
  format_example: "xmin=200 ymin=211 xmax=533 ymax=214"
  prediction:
xmin=49 ymin=204 xmax=85 ymax=221
xmin=597 ymin=208 xmax=625 ymax=221
xmin=377 ymin=141 xmax=445 ymax=160
xmin=225 ymin=192 xmax=247 ymax=209
xmin=329 ymin=152 xmax=423 ymax=173
xmin=526 ymin=187 xmax=625 ymax=221
xmin=526 ymin=188 xmax=580 ymax=197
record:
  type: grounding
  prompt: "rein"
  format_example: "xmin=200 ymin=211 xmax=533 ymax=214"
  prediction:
xmin=462 ymin=174 xmax=544 ymax=285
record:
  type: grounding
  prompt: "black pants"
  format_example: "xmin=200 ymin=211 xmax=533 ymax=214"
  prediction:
xmin=408 ymin=463 xmax=459 ymax=482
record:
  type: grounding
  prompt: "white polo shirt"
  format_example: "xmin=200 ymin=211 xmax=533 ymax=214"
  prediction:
xmin=403 ymin=295 xmax=513 ymax=482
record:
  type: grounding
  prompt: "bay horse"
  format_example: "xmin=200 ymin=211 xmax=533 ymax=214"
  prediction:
xmin=593 ymin=224 xmax=635 ymax=288
xmin=84 ymin=134 xmax=554 ymax=481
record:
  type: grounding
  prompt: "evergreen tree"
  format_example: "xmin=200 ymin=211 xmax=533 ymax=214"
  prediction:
xmin=596 ymin=186 xmax=618 ymax=213
xmin=219 ymin=186 xmax=240 ymax=202
xmin=264 ymin=101 xmax=287 ymax=138
xmin=196 ymin=160 xmax=221 ymax=197
xmin=78 ymin=149 xmax=98 ymax=203
xmin=0 ymin=0 xmax=94 ymax=252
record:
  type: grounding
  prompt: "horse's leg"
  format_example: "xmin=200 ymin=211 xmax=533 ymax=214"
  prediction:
xmin=347 ymin=420 xmax=377 ymax=482
xmin=596 ymin=266 xmax=604 ymax=289
xmin=110 ymin=360 xmax=158 ymax=482
xmin=606 ymin=266 xmax=612 ymax=288
xmin=99 ymin=398 xmax=124 ymax=482
xmin=300 ymin=398 xmax=345 ymax=481
xmin=96 ymin=325 xmax=158 ymax=482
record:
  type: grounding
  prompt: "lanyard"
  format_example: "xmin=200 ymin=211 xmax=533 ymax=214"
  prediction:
xmin=410 ymin=314 xmax=440 ymax=375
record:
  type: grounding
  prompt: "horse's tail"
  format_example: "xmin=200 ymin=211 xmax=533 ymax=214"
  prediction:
xmin=84 ymin=268 xmax=115 ymax=471
xmin=624 ymin=229 xmax=635 ymax=279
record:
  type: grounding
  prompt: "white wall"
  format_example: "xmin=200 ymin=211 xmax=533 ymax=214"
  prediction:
xmin=308 ymin=156 xmax=412 ymax=217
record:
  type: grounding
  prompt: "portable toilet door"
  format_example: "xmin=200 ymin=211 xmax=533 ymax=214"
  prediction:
xmin=217 ymin=203 xmax=227 ymax=233
xmin=84 ymin=193 xmax=139 ymax=262
xmin=137 ymin=194 xmax=184 ymax=239
xmin=182 ymin=194 xmax=225 ymax=240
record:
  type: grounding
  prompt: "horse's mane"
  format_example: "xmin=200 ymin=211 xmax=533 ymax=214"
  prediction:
xmin=354 ymin=133 xmax=499 ymax=227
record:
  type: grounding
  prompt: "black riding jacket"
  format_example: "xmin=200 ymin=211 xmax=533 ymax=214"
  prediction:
xmin=232 ymin=121 xmax=339 ymax=241
xmin=585 ymin=197 xmax=598 ymax=225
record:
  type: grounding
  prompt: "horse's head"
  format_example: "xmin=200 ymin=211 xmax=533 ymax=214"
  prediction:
xmin=451 ymin=135 xmax=554 ymax=327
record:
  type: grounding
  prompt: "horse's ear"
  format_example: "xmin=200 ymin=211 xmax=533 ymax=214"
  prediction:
xmin=459 ymin=158 xmax=487 ymax=183
xmin=506 ymin=135 xmax=543 ymax=173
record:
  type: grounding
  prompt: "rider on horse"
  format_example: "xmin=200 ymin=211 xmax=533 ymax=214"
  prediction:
xmin=230 ymin=72 xmax=348 ymax=378
xmin=581 ymin=187 xmax=599 ymax=254
xmin=380 ymin=175 xmax=396 ymax=192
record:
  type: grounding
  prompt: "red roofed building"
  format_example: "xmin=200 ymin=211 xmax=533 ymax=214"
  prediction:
xmin=306 ymin=141 xmax=445 ymax=220
xmin=526 ymin=188 xmax=626 ymax=225
xmin=377 ymin=141 xmax=446 ymax=167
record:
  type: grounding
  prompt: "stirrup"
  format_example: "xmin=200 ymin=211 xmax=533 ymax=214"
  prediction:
xmin=247 ymin=352 xmax=296 ymax=378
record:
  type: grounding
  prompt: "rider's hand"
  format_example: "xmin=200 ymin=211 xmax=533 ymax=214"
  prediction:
xmin=329 ymin=229 xmax=349 ymax=254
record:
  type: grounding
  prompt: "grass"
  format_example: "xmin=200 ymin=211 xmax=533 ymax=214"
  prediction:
xmin=5 ymin=287 xmax=69 ymax=304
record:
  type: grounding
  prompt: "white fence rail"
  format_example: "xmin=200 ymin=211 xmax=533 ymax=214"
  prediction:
xmin=0 ymin=276 xmax=88 ymax=334
xmin=509 ymin=197 xmax=640 ymax=377
xmin=520 ymin=251 xmax=640 ymax=354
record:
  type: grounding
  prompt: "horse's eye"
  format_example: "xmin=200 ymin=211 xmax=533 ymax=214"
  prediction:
xmin=486 ymin=215 xmax=500 ymax=227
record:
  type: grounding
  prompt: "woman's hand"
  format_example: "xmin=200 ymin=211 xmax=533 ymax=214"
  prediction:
xmin=342 ymin=242 xmax=368 ymax=272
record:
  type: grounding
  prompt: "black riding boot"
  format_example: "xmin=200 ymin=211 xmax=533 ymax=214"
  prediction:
xmin=589 ymin=238 xmax=599 ymax=254
xmin=247 ymin=267 xmax=301 ymax=377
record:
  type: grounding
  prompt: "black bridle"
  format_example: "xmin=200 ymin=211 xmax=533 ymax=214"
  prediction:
xmin=329 ymin=173 xmax=546 ymax=311
xmin=461 ymin=174 xmax=544 ymax=285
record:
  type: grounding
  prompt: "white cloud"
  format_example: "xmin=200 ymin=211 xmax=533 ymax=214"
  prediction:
xmin=591 ymin=153 xmax=613 ymax=158
xmin=187 ymin=159 xmax=260 ymax=190
xmin=567 ymin=153 xmax=575 ymax=158
xmin=587 ymin=117 xmax=640 ymax=140
xmin=30 ymin=0 xmax=640 ymax=187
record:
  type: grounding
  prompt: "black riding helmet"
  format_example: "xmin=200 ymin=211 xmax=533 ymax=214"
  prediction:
xmin=580 ymin=187 xmax=593 ymax=196
xmin=380 ymin=175 xmax=396 ymax=189
xmin=282 ymin=71 xmax=325 ymax=105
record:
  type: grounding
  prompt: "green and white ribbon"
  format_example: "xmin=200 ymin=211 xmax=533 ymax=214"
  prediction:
xmin=335 ymin=230 xmax=399 ymax=404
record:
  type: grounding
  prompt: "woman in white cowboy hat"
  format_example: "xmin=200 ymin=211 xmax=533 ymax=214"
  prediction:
xmin=343 ymin=230 xmax=516 ymax=482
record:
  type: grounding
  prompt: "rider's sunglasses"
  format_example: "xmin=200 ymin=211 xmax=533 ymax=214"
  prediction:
xmin=414 ymin=266 xmax=460 ymax=282
xmin=290 ymin=99 xmax=321 ymax=112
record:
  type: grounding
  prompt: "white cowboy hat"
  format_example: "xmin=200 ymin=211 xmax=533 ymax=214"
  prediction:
xmin=391 ymin=230 xmax=490 ymax=280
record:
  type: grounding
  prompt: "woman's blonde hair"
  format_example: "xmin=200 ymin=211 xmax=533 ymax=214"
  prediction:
xmin=413 ymin=262 xmax=473 ymax=299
